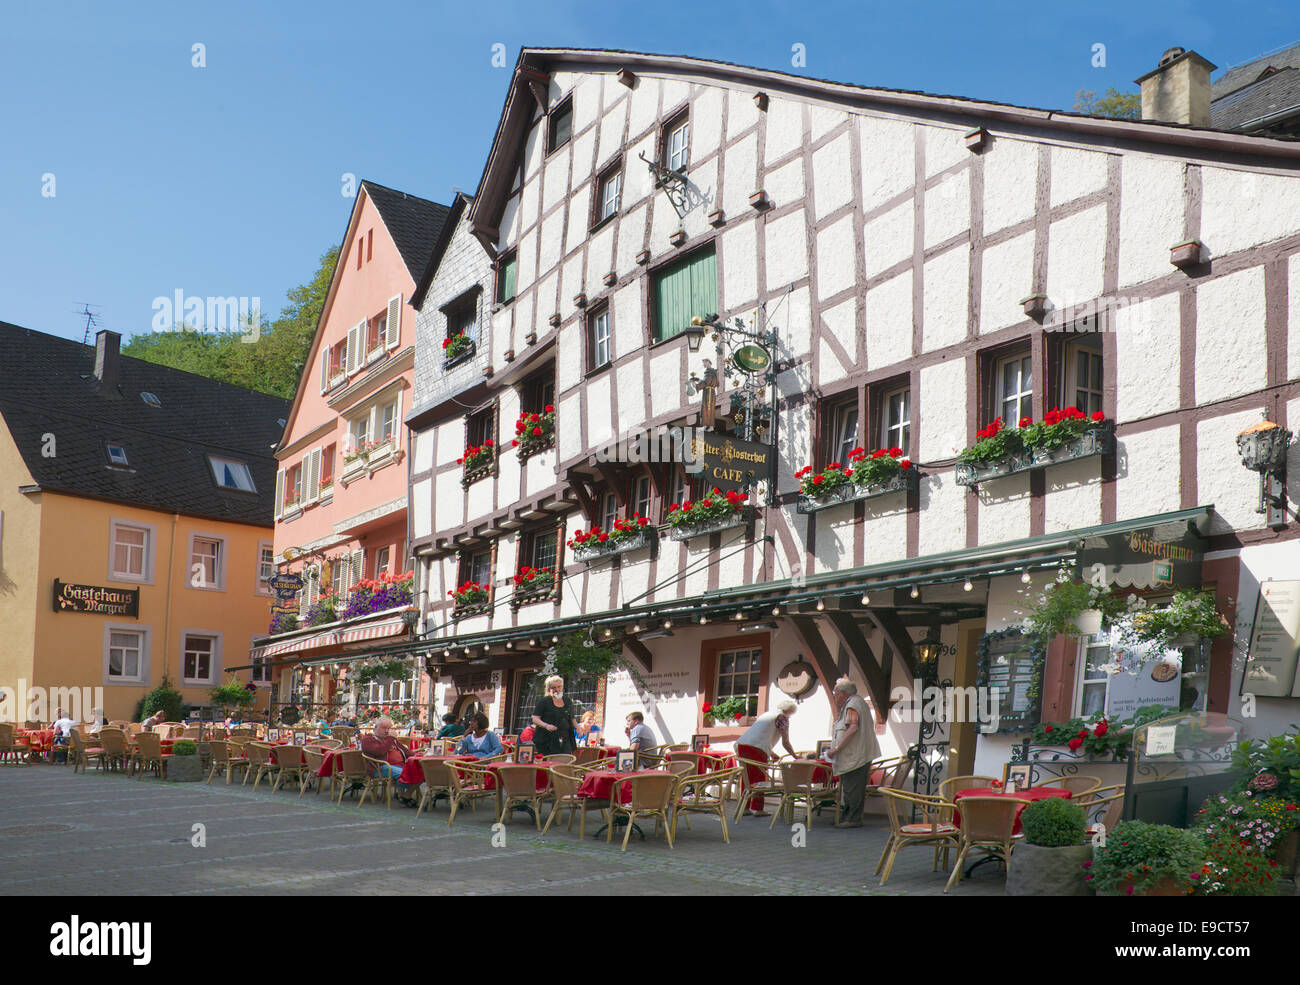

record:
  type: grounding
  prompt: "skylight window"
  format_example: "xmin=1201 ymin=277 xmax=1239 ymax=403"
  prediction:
xmin=208 ymin=456 xmax=256 ymax=492
xmin=107 ymin=444 xmax=129 ymax=466
xmin=141 ymin=392 xmax=162 ymax=408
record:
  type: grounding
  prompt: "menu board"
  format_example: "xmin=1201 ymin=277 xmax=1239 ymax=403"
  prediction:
xmin=1241 ymin=580 xmax=1300 ymax=698
xmin=979 ymin=631 xmax=1040 ymax=732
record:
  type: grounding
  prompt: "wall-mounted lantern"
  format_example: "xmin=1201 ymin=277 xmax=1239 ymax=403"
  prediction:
xmin=1236 ymin=419 xmax=1291 ymax=529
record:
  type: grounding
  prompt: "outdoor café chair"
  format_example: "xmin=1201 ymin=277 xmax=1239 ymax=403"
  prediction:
xmin=299 ymin=748 xmax=326 ymax=795
xmin=734 ymin=756 xmax=784 ymax=821
xmin=245 ymin=742 xmax=280 ymax=790
xmin=545 ymin=753 xmax=577 ymax=765
xmin=358 ymin=754 xmax=396 ymax=808
xmin=272 ymin=745 xmax=309 ymax=793
xmin=666 ymin=751 xmax=710 ymax=773
xmin=864 ymin=756 xmax=913 ymax=813
xmin=495 ymin=764 xmax=549 ymax=828
xmin=415 ymin=758 xmax=455 ymax=818
xmin=542 ymin=765 xmax=608 ymax=838
xmin=133 ymin=732 xmax=171 ymax=780
xmin=574 ymin=746 xmax=606 ymax=765
xmin=1039 ymin=775 xmax=1103 ymax=797
xmin=0 ymin=723 xmax=32 ymax=766
xmin=878 ymin=788 xmax=961 ymax=886
xmin=770 ymin=760 xmax=835 ymax=828
xmin=330 ymin=726 xmax=357 ymax=746
xmin=312 ymin=738 xmax=341 ymax=750
xmin=672 ymin=767 xmax=740 ymax=844
xmin=207 ymin=740 xmax=248 ymax=785
xmin=69 ymin=728 xmax=107 ymax=775
xmin=572 ymin=757 xmax=615 ymax=774
xmin=97 ymin=727 xmax=129 ymax=774
xmin=609 ymin=773 xmax=679 ymax=851
xmin=446 ymin=762 xmax=495 ymax=826
xmin=332 ymin=749 xmax=367 ymax=803
xmin=664 ymin=743 xmax=689 ymax=752
xmin=937 ymin=775 xmax=999 ymax=803
xmin=665 ymin=761 xmax=695 ymax=777
xmin=1080 ymin=791 xmax=1125 ymax=837
xmin=944 ymin=795 xmax=1028 ymax=893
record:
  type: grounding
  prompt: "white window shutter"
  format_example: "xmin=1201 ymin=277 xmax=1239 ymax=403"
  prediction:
xmin=305 ymin=449 xmax=320 ymax=503
xmin=274 ymin=469 xmax=285 ymax=519
xmin=319 ymin=352 xmax=328 ymax=393
xmin=386 ymin=295 xmax=401 ymax=348
xmin=346 ymin=324 xmax=360 ymax=374
xmin=351 ymin=549 xmax=363 ymax=586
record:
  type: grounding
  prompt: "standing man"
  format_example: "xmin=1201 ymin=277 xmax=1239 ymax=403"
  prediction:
xmin=827 ymin=678 xmax=880 ymax=828
xmin=735 ymin=699 xmax=798 ymax=816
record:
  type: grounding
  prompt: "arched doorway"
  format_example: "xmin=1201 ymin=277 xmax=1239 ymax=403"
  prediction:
xmin=452 ymin=694 xmax=484 ymax=724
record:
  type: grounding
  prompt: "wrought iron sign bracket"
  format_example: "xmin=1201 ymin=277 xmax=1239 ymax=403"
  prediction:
xmin=639 ymin=151 xmax=689 ymax=221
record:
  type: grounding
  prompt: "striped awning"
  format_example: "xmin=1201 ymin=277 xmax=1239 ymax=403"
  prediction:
xmin=249 ymin=629 xmax=339 ymax=660
xmin=339 ymin=618 xmax=407 ymax=645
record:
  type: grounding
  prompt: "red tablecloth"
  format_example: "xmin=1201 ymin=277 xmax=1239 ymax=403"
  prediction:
xmin=16 ymin=729 xmax=55 ymax=753
xmin=577 ymin=769 xmax=672 ymax=804
xmin=481 ymin=760 xmax=555 ymax=792
xmin=397 ymin=754 xmax=477 ymax=785
xmin=951 ymin=786 xmax=1071 ymax=834
xmin=666 ymin=749 xmax=739 ymax=774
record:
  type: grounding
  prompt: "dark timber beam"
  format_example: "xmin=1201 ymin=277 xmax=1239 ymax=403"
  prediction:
xmin=787 ymin=615 xmax=840 ymax=699
xmin=566 ymin=472 xmax=598 ymax=525
xmin=826 ymin=612 xmax=895 ymax=717
xmin=623 ymin=636 xmax=654 ymax=674
xmin=867 ymin=609 xmax=919 ymax=680
xmin=595 ymin=461 xmax=626 ymax=504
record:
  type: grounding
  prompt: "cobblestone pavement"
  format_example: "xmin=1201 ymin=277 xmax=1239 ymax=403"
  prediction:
xmin=0 ymin=764 xmax=1007 ymax=896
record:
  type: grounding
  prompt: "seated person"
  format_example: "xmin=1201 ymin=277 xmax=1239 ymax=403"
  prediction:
xmin=455 ymin=713 xmax=504 ymax=759
xmin=360 ymin=716 xmax=417 ymax=805
xmin=624 ymin=712 xmax=656 ymax=762
xmin=436 ymin=713 xmax=465 ymax=739
xmin=576 ymin=710 xmax=602 ymax=747
xmin=88 ymin=707 xmax=109 ymax=737
xmin=141 ymin=710 xmax=167 ymax=733
xmin=51 ymin=709 xmax=77 ymax=762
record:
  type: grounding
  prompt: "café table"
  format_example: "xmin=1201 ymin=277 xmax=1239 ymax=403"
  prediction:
xmin=396 ymin=753 xmax=476 ymax=786
xmin=577 ymin=768 xmax=673 ymax=840
xmin=16 ymin=729 xmax=55 ymax=762
xmin=665 ymin=748 xmax=738 ymax=775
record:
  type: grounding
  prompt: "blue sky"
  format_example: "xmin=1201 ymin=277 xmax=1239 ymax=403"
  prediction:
xmin=2 ymin=0 xmax=1296 ymax=343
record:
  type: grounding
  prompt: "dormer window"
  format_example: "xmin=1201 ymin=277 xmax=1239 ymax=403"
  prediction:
xmin=548 ymin=98 xmax=573 ymax=154
xmin=106 ymin=444 xmax=129 ymax=466
xmin=208 ymin=455 xmax=256 ymax=492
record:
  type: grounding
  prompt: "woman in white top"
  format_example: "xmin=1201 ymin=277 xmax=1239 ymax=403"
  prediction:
xmin=736 ymin=699 xmax=798 ymax=815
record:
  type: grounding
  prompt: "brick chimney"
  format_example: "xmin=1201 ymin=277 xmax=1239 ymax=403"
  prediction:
xmin=93 ymin=329 xmax=121 ymax=393
xmin=1135 ymin=47 xmax=1218 ymax=127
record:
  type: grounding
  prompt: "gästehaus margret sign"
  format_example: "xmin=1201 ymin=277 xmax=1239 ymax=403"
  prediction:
xmin=53 ymin=580 xmax=139 ymax=617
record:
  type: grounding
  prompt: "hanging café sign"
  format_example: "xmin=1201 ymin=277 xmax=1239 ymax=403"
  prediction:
xmin=689 ymin=433 xmax=774 ymax=493
xmin=52 ymin=580 xmax=139 ymax=617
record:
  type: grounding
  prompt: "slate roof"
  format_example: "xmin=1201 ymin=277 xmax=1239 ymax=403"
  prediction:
xmin=1212 ymin=66 xmax=1300 ymax=131
xmin=361 ymin=181 xmax=451 ymax=280
xmin=0 ymin=321 xmax=290 ymax=527
xmin=1212 ymin=43 xmax=1300 ymax=99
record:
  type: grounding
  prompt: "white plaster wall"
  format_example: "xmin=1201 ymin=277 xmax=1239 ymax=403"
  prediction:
xmin=435 ymin=421 xmax=460 ymax=467
xmin=813 ymin=506 xmax=854 ymax=570
xmin=809 ymin=105 xmax=844 ymax=144
xmin=542 ymin=144 xmax=570 ymax=214
xmin=864 ymin=270 xmax=912 ymax=371
xmin=816 ymin=297 xmax=856 ymax=387
xmin=1198 ymin=408 xmax=1269 ymax=535
xmin=557 ymin=391 xmax=582 ymax=463
xmin=863 ymin=199 xmax=913 ymax=279
xmin=978 ymin=473 xmax=1032 ymax=544
xmin=1043 ymin=458 xmax=1103 ymax=533
xmin=649 ymin=349 xmax=682 ymax=419
xmin=917 ymin=475 xmax=965 ymax=557
xmin=721 ymin=220 xmax=758 ymax=310
xmin=1114 ymin=425 xmax=1181 ymax=521
xmin=1118 ymin=155 xmax=1184 ymax=288
xmin=615 ymin=205 xmax=647 ymax=272
xmin=556 ymin=322 xmax=582 ymax=393
xmin=411 ymin=478 xmax=432 ymax=539
xmin=586 ymin=375 xmax=613 ymax=447
xmin=433 ymin=470 xmax=462 ymax=532
xmin=1045 ymin=204 xmax=1106 ymax=310
xmin=1202 ymin=168 xmax=1300 ymax=258
xmin=765 ymin=156 xmax=805 ymax=209
xmin=616 ymin=361 xmax=646 ymax=435
xmin=722 ymin=133 xmax=757 ymax=219
xmin=782 ymin=287 xmax=812 ymax=361
xmin=982 ymin=138 xmax=1037 ymax=235
xmin=597 ymin=96 xmax=628 ymax=166
xmin=1195 ymin=266 xmax=1267 ymax=406
xmin=816 ymin=214 xmax=857 ymax=301
xmin=979 ymin=231 xmax=1033 ymax=334
xmin=1050 ymin=146 xmax=1109 ymax=207
xmin=861 ymin=506 xmax=908 ymax=564
xmin=924 ymin=171 xmax=970 ymax=247
xmin=1116 ymin=293 xmax=1181 ymax=422
xmin=812 ymin=133 xmax=853 ymax=219
xmin=764 ymin=96 xmax=803 ymax=164
xmin=570 ymin=129 xmax=595 ymax=191
xmin=584 ymin=224 xmax=614 ymax=286
xmin=918 ymin=360 xmax=966 ymax=460
xmin=922 ymin=247 xmax=969 ymax=352
xmin=764 ymin=209 xmax=809 ymax=291
xmin=692 ymin=86 xmax=724 ymax=160
xmin=1289 ymin=253 xmax=1300 ymax=383
xmin=859 ymin=117 xmax=914 ymax=213
xmin=726 ymin=88 xmax=761 ymax=140
xmin=924 ymin=126 xmax=966 ymax=177
xmin=627 ymin=77 xmax=661 ymax=140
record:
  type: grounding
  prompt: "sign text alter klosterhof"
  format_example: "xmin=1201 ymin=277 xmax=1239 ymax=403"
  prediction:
xmin=53 ymin=580 xmax=139 ymax=617
xmin=691 ymin=433 xmax=774 ymax=493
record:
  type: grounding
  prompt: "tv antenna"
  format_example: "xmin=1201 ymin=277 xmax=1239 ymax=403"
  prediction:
xmin=75 ymin=303 xmax=102 ymax=345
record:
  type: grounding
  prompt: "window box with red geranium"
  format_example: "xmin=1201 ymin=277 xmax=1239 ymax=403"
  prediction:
xmin=449 ymin=580 xmax=491 ymax=619
xmin=795 ymin=447 xmax=920 ymax=514
xmin=511 ymin=565 xmax=557 ymax=607
xmin=955 ymin=410 xmax=1113 ymax=487
xmin=459 ymin=440 xmax=496 ymax=486
xmin=513 ymin=405 xmax=555 ymax=461
xmin=665 ymin=488 xmax=753 ymax=541
xmin=442 ymin=332 xmax=475 ymax=368
xmin=569 ymin=515 xmax=656 ymax=563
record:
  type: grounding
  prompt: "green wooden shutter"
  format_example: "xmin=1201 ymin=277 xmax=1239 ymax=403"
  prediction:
xmin=498 ymin=255 xmax=517 ymax=303
xmin=654 ymin=247 xmax=716 ymax=340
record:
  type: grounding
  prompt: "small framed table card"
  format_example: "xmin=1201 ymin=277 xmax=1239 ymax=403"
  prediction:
xmin=691 ymin=733 xmax=709 ymax=753
xmin=266 ymin=728 xmax=280 ymax=742
xmin=616 ymin=749 xmax=637 ymax=772
xmin=516 ymin=743 xmax=535 ymax=764
xmin=815 ymin=739 xmax=834 ymax=761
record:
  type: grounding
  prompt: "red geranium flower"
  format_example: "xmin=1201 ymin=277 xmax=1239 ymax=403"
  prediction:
xmin=701 ymin=701 xmax=712 ymax=713
xmin=889 ymin=446 xmax=902 ymax=457
xmin=1019 ymin=417 xmax=1032 ymax=428
xmin=1091 ymin=411 xmax=1105 ymax=422
xmin=899 ymin=458 xmax=911 ymax=469
xmin=544 ymin=404 xmax=554 ymax=413
xmin=1068 ymin=738 xmax=1083 ymax=751
xmin=532 ymin=427 xmax=542 ymax=436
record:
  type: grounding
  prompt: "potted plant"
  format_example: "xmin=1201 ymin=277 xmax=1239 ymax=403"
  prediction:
xmin=513 ymin=566 xmax=555 ymax=601
xmin=459 ymin=440 xmax=495 ymax=482
xmin=1089 ymin=820 xmax=1204 ymax=896
xmin=955 ymin=410 xmax=1112 ymax=486
xmin=1006 ymin=797 xmax=1093 ymax=896
xmin=443 ymin=332 xmax=473 ymax=364
xmin=167 ymin=739 xmax=203 ymax=782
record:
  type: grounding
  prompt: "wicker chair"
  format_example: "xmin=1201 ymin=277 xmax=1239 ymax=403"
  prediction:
xmin=1077 ymin=788 xmax=1126 ymax=836
xmin=331 ymin=726 xmax=357 ymax=746
xmin=446 ymin=762 xmax=495 ymax=826
xmin=358 ymin=755 xmax=397 ymax=808
xmin=544 ymin=753 xmax=577 ymax=765
xmin=299 ymin=748 xmax=326 ymax=795
xmin=574 ymin=746 xmax=606 ymax=765
xmin=207 ymin=740 xmax=248 ymax=785
xmin=672 ymin=767 xmax=740 ymax=844
xmin=664 ymin=761 xmax=695 ymax=777
xmin=0 ymin=723 xmax=31 ymax=766
xmin=664 ymin=743 xmax=689 ymax=753
xmin=666 ymin=751 xmax=710 ymax=774
xmin=609 ymin=773 xmax=678 ymax=851
xmin=542 ymin=764 xmax=608 ymax=838
xmin=944 ymin=796 xmax=1028 ymax=893
xmin=937 ymin=775 xmax=999 ymax=803
xmin=734 ymin=757 xmax=784 ymax=821
xmin=415 ymin=758 xmax=455 ymax=817
xmin=769 ymin=760 xmax=836 ymax=828
xmin=332 ymin=749 xmax=367 ymax=803
xmin=272 ymin=745 xmax=308 ymax=793
xmin=572 ymin=757 xmax=615 ymax=774
xmin=69 ymin=729 xmax=106 ymax=774
xmin=244 ymin=742 xmax=280 ymax=790
xmin=1040 ymin=775 xmax=1103 ymax=797
xmin=133 ymin=732 xmax=171 ymax=780
xmin=878 ymin=789 xmax=961 ymax=885
xmin=864 ymin=756 xmax=914 ymax=813
xmin=97 ymin=727 xmax=130 ymax=774
xmin=494 ymin=764 xmax=549 ymax=828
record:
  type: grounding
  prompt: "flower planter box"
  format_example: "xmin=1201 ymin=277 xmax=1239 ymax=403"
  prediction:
xmin=955 ymin=424 xmax=1114 ymax=487
xmin=166 ymin=754 xmax=203 ymax=783
xmin=461 ymin=461 xmax=494 ymax=487
xmin=572 ymin=528 xmax=655 ymax=563
xmin=517 ymin=435 xmax=555 ymax=462
xmin=668 ymin=507 xmax=753 ymax=542
xmin=443 ymin=341 xmax=476 ymax=370
xmin=511 ymin=581 xmax=558 ymax=608
xmin=796 ymin=469 xmax=919 ymax=514
xmin=451 ymin=600 xmax=492 ymax=620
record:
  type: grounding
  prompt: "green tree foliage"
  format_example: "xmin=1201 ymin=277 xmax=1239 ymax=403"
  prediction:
xmin=122 ymin=246 xmax=339 ymax=398
xmin=1073 ymin=88 xmax=1141 ymax=120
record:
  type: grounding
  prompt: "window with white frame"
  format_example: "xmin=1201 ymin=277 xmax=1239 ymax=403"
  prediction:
xmin=110 ymin=521 xmax=151 ymax=582
xmin=107 ymin=443 xmax=129 ymax=466
xmin=715 ymin=646 xmax=762 ymax=719
xmin=597 ymin=167 xmax=622 ymax=223
xmin=1075 ymin=634 xmax=1112 ymax=718
xmin=349 ymin=414 xmax=371 ymax=455
xmin=995 ymin=352 xmax=1033 ymax=425
xmin=257 ymin=541 xmax=274 ymax=595
xmin=827 ymin=398 xmax=859 ymax=466
xmin=208 ymin=455 xmax=256 ymax=492
xmin=633 ymin=475 xmax=652 ymax=519
xmin=664 ymin=114 xmax=690 ymax=172
xmin=601 ymin=491 xmax=618 ymax=531
xmin=182 ymin=633 xmax=219 ymax=685
xmin=670 ymin=466 xmax=693 ymax=512
xmin=189 ymin=535 xmax=225 ymax=591
xmin=332 ymin=556 xmax=350 ymax=596
xmin=374 ymin=545 xmax=391 ymax=577
xmin=251 ymin=655 xmax=271 ymax=684
xmin=1064 ymin=340 xmax=1104 ymax=418
xmin=378 ymin=400 xmax=398 ymax=445
xmin=589 ymin=307 xmax=611 ymax=370
xmin=881 ymin=386 xmax=911 ymax=453
xmin=106 ymin=627 xmax=146 ymax=682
